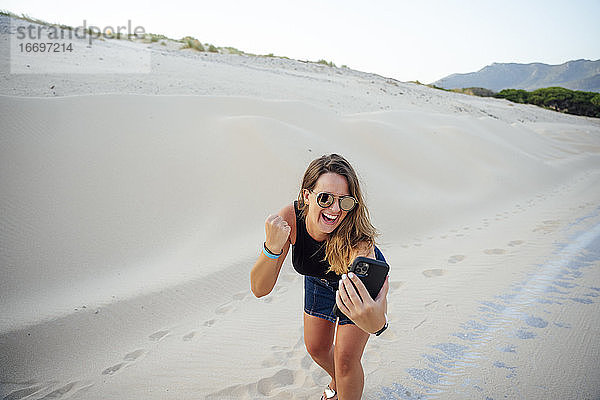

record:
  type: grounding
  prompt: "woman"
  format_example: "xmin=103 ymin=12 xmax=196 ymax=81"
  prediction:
xmin=251 ymin=154 xmax=389 ymax=400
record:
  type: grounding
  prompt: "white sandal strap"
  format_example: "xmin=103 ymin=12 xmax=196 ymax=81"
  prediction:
xmin=323 ymin=385 xmax=336 ymax=399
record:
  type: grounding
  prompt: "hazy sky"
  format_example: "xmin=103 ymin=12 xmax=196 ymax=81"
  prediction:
xmin=4 ymin=0 xmax=600 ymax=83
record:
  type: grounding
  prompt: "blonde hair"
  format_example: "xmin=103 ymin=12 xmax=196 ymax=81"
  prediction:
xmin=297 ymin=154 xmax=378 ymax=275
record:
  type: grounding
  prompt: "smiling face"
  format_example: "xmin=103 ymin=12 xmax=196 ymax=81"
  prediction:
xmin=302 ymin=172 xmax=350 ymax=242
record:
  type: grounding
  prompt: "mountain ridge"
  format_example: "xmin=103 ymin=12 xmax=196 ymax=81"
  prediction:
xmin=434 ymin=59 xmax=600 ymax=93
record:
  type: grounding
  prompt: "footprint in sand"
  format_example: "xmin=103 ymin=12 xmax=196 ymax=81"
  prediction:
xmin=183 ymin=331 xmax=196 ymax=341
xmin=425 ymin=299 xmax=438 ymax=307
xmin=301 ymin=354 xmax=314 ymax=369
xmin=261 ymin=356 xmax=284 ymax=368
xmin=389 ymin=281 xmax=403 ymax=291
xmin=44 ymin=381 xmax=94 ymax=398
xmin=217 ymin=290 xmax=256 ymax=315
xmin=232 ymin=291 xmax=248 ymax=301
xmin=311 ymin=367 xmax=329 ymax=384
xmin=422 ymin=269 xmax=445 ymax=278
xmin=215 ymin=301 xmax=235 ymax=314
xmin=2 ymin=384 xmax=47 ymax=400
xmin=149 ymin=330 xmax=170 ymax=342
xmin=102 ymin=350 xmax=147 ymax=377
xmin=448 ymin=255 xmax=466 ymax=264
xmin=102 ymin=362 xmax=126 ymax=375
xmin=256 ymin=369 xmax=304 ymax=396
xmin=124 ymin=349 xmax=145 ymax=361
xmin=508 ymin=240 xmax=525 ymax=247
xmin=204 ymin=319 xmax=216 ymax=327
xmin=533 ymin=220 xmax=560 ymax=233
xmin=484 ymin=248 xmax=507 ymax=255
xmin=413 ymin=318 xmax=427 ymax=330
xmin=206 ymin=369 xmax=304 ymax=399
xmin=11 ymin=381 xmax=94 ymax=399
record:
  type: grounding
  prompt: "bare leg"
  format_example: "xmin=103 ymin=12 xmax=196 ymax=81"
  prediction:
xmin=334 ymin=323 xmax=370 ymax=400
xmin=303 ymin=313 xmax=337 ymax=392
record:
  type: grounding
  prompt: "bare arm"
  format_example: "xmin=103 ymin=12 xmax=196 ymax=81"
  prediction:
xmin=250 ymin=205 xmax=295 ymax=298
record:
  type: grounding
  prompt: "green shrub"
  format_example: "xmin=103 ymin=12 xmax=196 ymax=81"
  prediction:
xmin=496 ymin=89 xmax=530 ymax=103
xmin=459 ymin=87 xmax=496 ymax=97
xmin=497 ymin=87 xmax=600 ymax=117
xmin=181 ymin=36 xmax=205 ymax=51
xmin=317 ymin=59 xmax=336 ymax=67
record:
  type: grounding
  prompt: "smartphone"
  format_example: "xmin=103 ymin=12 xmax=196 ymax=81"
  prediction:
xmin=334 ymin=256 xmax=390 ymax=318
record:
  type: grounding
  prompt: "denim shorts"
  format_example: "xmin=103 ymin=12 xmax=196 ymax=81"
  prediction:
xmin=303 ymin=246 xmax=386 ymax=325
xmin=304 ymin=275 xmax=354 ymax=325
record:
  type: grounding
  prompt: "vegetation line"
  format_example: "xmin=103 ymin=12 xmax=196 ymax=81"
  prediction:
xmin=495 ymin=87 xmax=600 ymax=118
xmin=414 ymin=81 xmax=600 ymax=118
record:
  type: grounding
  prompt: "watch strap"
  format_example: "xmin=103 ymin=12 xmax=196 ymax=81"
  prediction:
xmin=374 ymin=314 xmax=389 ymax=336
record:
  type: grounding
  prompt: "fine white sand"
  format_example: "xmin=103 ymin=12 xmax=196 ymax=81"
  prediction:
xmin=1 ymin=15 xmax=600 ymax=399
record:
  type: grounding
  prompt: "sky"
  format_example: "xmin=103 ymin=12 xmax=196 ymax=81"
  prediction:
xmin=3 ymin=0 xmax=600 ymax=83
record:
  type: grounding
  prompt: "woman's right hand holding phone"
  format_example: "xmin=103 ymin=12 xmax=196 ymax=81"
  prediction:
xmin=336 ymin=272 xmax=389 ymax=334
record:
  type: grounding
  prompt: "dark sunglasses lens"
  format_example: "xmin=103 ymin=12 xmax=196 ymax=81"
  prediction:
xmin=340 ymin=197 xmax=357 ymax=211
xmin=317 ymin=192 xmax=334 ymax=208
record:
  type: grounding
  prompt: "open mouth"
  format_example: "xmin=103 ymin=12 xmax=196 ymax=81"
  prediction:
xmin=321 ymin=212 xmax=340 ymax=225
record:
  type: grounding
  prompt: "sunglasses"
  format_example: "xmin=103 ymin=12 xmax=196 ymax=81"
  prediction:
xmin=310 ymin=190 xmax=358 ymax=212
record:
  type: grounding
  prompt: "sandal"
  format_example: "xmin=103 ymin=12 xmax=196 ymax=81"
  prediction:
xmin=321 ymin=384 xmax=337 ymax=399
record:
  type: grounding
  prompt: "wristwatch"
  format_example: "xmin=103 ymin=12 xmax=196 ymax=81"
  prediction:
xmin=374 ymin=314 xmax=389 ymax=336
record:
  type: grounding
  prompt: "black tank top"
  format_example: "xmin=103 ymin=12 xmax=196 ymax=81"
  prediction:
xmin=292 ymin=201 xmax=340 ymax=282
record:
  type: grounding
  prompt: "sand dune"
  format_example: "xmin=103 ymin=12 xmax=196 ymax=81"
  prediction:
xmin=1 ymin=15 xmax=600 ymax=400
